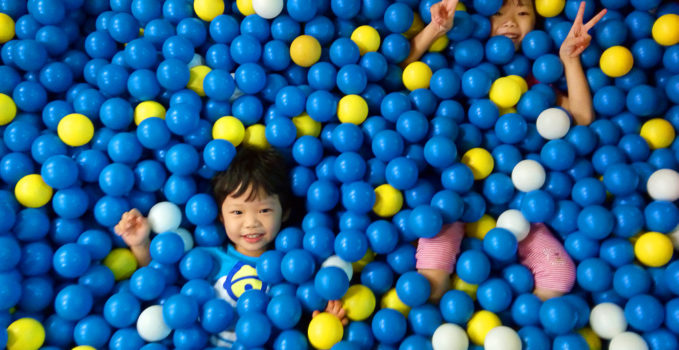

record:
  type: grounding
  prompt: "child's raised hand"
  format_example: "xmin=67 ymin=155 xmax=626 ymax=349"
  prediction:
xmin=114 ymin=209 xmax=151 ymax=248
xmin=560 ymin=1 xmax=607 ymax=59
xmin=430 ymin=0 xmax=459 ymax=35
xmin=312 ymin=300 xmax=349 ymax=326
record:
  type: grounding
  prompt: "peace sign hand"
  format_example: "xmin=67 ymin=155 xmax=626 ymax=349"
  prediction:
xmin=560 ymin=1 xmax=607 ymax=59
xmin=430 ymin=0 xmax=459 ymax=36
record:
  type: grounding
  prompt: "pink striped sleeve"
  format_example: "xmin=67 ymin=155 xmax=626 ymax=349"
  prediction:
xmin=518 ymin=223 xmax=576 ymax=293
xmin=416 ymin=222 xmax=465 ymax=273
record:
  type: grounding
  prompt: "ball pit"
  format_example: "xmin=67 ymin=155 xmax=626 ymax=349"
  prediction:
xmin=0 ymin=0 xmax=679 ymax=349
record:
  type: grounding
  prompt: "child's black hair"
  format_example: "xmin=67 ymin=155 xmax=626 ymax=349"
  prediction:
xmin=211 ymin=146 xmax=292 ymax=218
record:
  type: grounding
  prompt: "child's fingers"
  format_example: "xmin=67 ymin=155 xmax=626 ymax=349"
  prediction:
xmin=584 ymin=8 xmax=607 ymax=31
xmin=574 ymin=1 xmax=586 ymax=25
xmin=312 ymin=310 xmax=319 ymax=318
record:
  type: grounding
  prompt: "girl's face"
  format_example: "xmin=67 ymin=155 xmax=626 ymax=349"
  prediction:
xmin=490 ymin=0 xmax=537 ymax=50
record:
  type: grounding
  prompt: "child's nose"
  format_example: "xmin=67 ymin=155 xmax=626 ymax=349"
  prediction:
xmin=244 ymin=212 xmax=261 ymax=227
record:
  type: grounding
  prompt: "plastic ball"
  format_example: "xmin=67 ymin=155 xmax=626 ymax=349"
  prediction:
xmin=640 ymin=118 xmax=675 ymax=150
xmin=589 ymin=302 xmax=627 ymax=340
xmin=213 ymin=116 xmax=245 ymax=146
xmin=461 ymin=148 xmax=494 ymax=180
xmin=6 ymin=317 xmax=45 ymax=350
xmin=403 ymin=62 xmax=432 ymax=91
xmin=351 ymin=25 xmax=380 ymax=55
xmin=57 ymin=113 xmax=94 ymax=147
xmin=308 ymin=312 xmax=343 ymax=350
xmin=431 ymin=323 xmax=469 ymax=350
xmin=341 ymin=284 xmax=376 ymax=321
xmin=315 ymin=266 xmax=349 ymax=300
xmin=137 ymin=305 xmax=171 ymax=342
xmin=484 ymin=326 xmax=521 ymax=350
xmin=634 ymin=232 xmax=673 ymax=267
xmin=647 ymin=169 xmax=679 ymax=201
xmin=290 ymin=35 xmax=321 ymax=67
xmin=536 ymin=108 xmax=570 ymax=140
xmin=511 ymin=159 xmax=546 ymax=192
xmin=496 ymin=209 xmax=531 ymax=241
xmin=0 ymin=93 xmax=17 ymax=126
xmin=14 ymin=174 xmax=52 ymax=208
xmin=489 ymin=77 xmax=522 ymax=108
xmin=652 ymin=14 xmax=679 ymax=46
xmin=600 ymin=46 xmax=634 ymax=77
xmin=372 ymin=308 xmax=407 ymax=345
xmin=467 ymin=310 xmax=501 ymax=345
xmin=373 ymin=184 xmax=403 ymax=218
xmin=456 ymin=249 xmax=491 ymax=285
xmin=609 ymin=332 xmax=649 ymax=350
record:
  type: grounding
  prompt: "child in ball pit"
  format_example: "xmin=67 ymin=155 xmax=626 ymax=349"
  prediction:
xmin=115 ymin=146 xmax=347 ymax=347
xmin=406 ymin=0 xmax=607 ymax=301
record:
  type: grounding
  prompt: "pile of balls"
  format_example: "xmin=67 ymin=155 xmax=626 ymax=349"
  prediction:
xmin=1 ymin=0 xmax=679 ymax=349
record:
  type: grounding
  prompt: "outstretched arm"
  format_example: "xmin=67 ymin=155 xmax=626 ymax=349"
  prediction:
xmin=114 ymin=209 xmax=152 ymax=267
xmin=401 ymin=0 xmax=458 ymax=67
xmin=558 ymin=1 xmax=607 ymax=126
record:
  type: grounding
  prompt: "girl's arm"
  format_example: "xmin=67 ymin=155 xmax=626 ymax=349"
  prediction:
xmin=401 ymin=0 xmax=459 ymax=68
xmin=558 ymin=1 xmax=607 ymax=126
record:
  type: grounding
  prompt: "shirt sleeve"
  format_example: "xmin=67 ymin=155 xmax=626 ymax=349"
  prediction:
xmin=518 ymin=223 xmax=576 ymax=293
xmin=415 ymin=222 xmax=465 ymax=274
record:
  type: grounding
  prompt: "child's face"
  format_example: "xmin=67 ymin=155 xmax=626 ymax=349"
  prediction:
xmin=220 ymin=185 xmax=284 ymax=257
xmin=490 ymin=0 xmax=537 ymax=50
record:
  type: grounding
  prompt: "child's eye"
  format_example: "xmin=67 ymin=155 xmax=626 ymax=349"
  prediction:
xmin=231 ymin=210 xmax=243 ymax=215
xmin=493 ymin=11 xmax=503 ymax=16
xmin=260 ymin=208 xmax=273 ymax=213
xmin=519 ymin=11 xmax=530 ymax=16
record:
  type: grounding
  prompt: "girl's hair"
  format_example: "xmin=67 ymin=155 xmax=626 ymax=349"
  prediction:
xmin=211 ymin=146 xmax=292 ymax=214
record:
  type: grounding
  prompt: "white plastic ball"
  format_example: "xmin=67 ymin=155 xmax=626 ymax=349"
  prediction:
xmin=536 ymin=108 xmax=570 ymax=139
xmin=609 ymin=332 xmax=649 ymax=350
xmin=496 ymin=209 xmax=531 ymax=242
xmin=590 ymin=303 xmax=627 ymax=340
xmin=321 ymin=255 xmax=353 ymax=281
xmin=147 ymin=201 xmax=182 ymax=234
xmin=172 ymin=228 xmax=194 ymax=252
xmin=252 ymin=0 xmax=284 ymax=19
xmin=511 ymin=159 xmax=546 ymax=192
xmin=432 ymin=323 xmax=469 ymax=350
xmin=647 ymin=169 xmax=679 ymax=201
xmin=137 ymin=305 xmax=171 ymax=342
xmin=484 ymin=326 xmax=521 ymax=350
xmin=188 ymin=53 xmax=206 ymax=68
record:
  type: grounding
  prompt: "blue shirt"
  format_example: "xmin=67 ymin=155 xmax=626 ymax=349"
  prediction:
xmin=200 ymin=245 xmax=269 ymax=347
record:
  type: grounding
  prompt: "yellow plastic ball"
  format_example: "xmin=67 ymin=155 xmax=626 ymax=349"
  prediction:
xmin=0 ymin=92 xmax=17 ymax=125
xmin=429 ymin=35 xmax=449 ymax=52
xmin=293 ymin=112 xmax=322 ymax=137
xmin=337 ymin=95 xmax=369 ymax=125
xmin=635 ymin=232 xmax=674 ymax=267
xmin=461 ymin=148 xmax=494 ymax=180
xmin=535 ymin=0 xmax=565 ymax=17
xmin=242 ymin=124 xmax=269 ymax=149
xmin=57 ymin=113 xmax=94 ymax=147
xmin=402 ymin=61 xmax=432 ymax=91
xmin=7 ymin=318 xmax=45 ymax=350
xmin=187 ymin=65 xmax=211 ymax=96
xmin=236 ymin=0 xmax=255 ymax=15
xmin=14 ymin=174 xmax=53 ymax=208
xmin=380 ymin=288 xmax=411 ymax=317
xmin=467 ymin=310 xmax=502 ymax=345
xmin=341 ymin=285 xmax=376 ymax=321
xmin=652 ymin=14 xmax=679 ymax=46
xmin=72 ymin=347 xmax=97 ymax=350
xmin=352 ymin=249 xmax=375 ymax=272
xmin=489 ymin=77 xmax=522 ymax=108
xmin=213 ymin=116 xmax=245 ymax=146
xmin=456 ymin=2 xmax=467 ymax=10
xmin=499 ymin=106 xmax=518 ymax=115
xmin=640 ymin=118 xmax=676 ymax=150
xmin=466 ymin=214 xmax=497 ymax=240
xmin=194 ymin=0 xmax=225 ymax=22
xmin=0 ymin=12 xmax=14 ymax=43
xmin=103 ymin=248 xmax=139 ymax=281
xmin=373 ymin=184 xmax=403 ymax=217
xmin=507 ymin=75 xmax=528 ymax=93
xmin=134 ymin=101 xmax=166 ymax=125
xmin=308 ymin=312 xmax=343 ymax=350
xmin=452 ymin=274 xmax=478 ymax=300
xmin=290 ymin=35 xmax=321 ymax=67
xmin=599 ymin=46 xmax=634 ymax=78
xmin=578 ymin=327 xmax=602 ymax=350
xmin=404 ymin=13 xmax=425 ymax=39
xmin=351 ymin=25 xmax=381 ymax=55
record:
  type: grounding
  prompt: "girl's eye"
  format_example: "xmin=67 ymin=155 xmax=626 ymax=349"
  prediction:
xmin=519 ymin=11 xmax=530 ymax=15
xmin=231 ymin=210 xmax=243 ymax=215
xmin=493 ymin=12 xmax=503 ymax=16
xmin=260 ymin=208 xmax=272 ymax=213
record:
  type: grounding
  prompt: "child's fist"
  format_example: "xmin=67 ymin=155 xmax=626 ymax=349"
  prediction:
xmin=114 ymin=209 xmax=151 ymax=248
